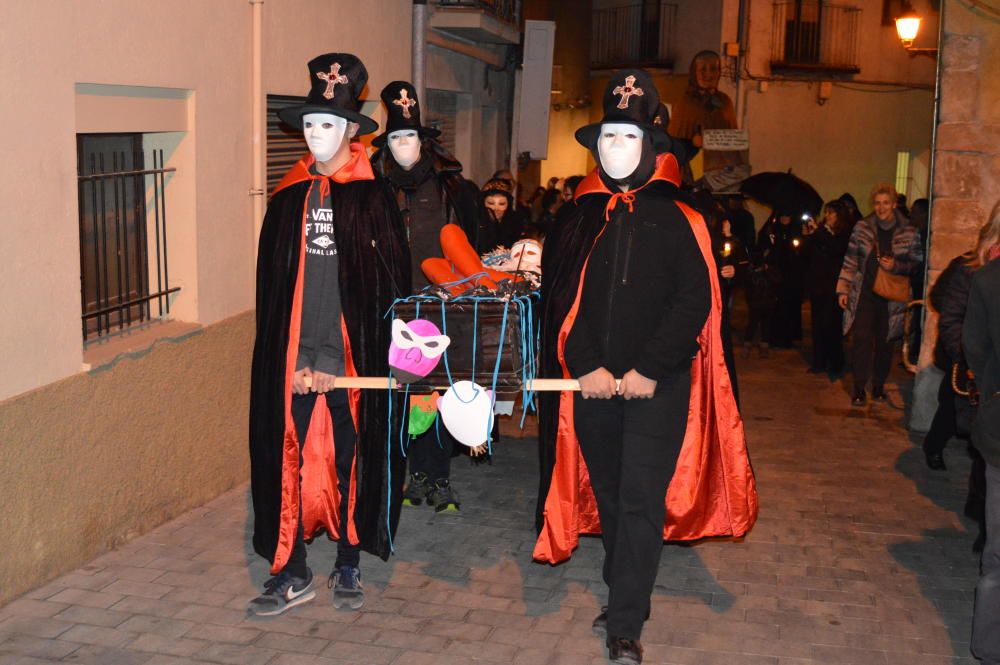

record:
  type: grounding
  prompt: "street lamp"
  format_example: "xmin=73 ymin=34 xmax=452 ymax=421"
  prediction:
xmin=895 ymin=5 xmax=938 ymax=56
xmin=894 ymin=9 xmax=921 ymax=48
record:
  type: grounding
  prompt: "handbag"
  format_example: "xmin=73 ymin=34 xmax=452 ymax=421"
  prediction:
xmin=872 ymin=244 xmax=912 ymax=302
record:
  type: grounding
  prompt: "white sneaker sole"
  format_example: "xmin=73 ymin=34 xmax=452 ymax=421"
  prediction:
xmin=249 ymin=589 xmax=316 ymax=617
xmin=332 ymin=590 xmax=364 ymax=610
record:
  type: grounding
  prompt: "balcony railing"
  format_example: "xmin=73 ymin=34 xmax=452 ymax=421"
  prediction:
xmin=770 ymin=1 xmax=861 ymax=73
xmin=591 ymin=1 xmax=678 ymax=70
xmin=437 ymin=0 xmax=519 ymax=25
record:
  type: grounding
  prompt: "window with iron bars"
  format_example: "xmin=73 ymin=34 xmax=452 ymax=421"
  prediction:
xmin=770 ymin=0 xmax=862 ymax=74
xmin=76 ymin=133 xmax=179 ymax=343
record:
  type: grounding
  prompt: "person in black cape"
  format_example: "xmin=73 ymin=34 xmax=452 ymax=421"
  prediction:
xmin=537 ymin=69 xmax=712 ymax=665
xmin=247 ymin=53 xmax=410 ymax=616
xmin=370 ymin=81 xmax=482 ymax=512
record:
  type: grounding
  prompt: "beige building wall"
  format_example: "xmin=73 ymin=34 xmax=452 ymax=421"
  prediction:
xmin=538 ymin=0 xmax=937 ymax=203
xmin=0 ymin=0 xmax=412 ymax=606
xmin=727 ymin=0 xmax=937 ymax=208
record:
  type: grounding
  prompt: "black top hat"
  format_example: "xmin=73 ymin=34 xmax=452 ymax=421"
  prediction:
xmin=277 ymin=53 xmax=378 ymax=135
xmin=372 ymin=81 xmax=441 ymax=148
xmin=575 ymin=69 xmax=672 ymax=153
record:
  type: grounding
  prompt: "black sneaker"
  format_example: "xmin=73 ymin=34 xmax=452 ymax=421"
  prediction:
xmin=607 ymin=636 xmax=643 ymax=664
xmin=247 ymin=569 xmax=316 ymax=617
xmin=427 ymin=478 xmax=460 ymax=513
xmin=592 ymin=606 xmax=608 ymax=637
xmin=403 ymin=472 xmax=431 ymax=506
xmin=925 ymin=452 xmax=946 ymax=470
xmin=851 ymin=388 xmax=867 ymax=407
xmin=871 ymin=386 xmax=888 ymax=402
xmin=329 ymin=565 xmax=364 ymax=610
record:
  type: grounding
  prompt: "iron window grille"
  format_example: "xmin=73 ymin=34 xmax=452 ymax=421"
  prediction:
xmin=76 ymin=134 xmax=179 ymax=343
xmin=436 ymin=0 xmax=519 ymax=25
xmin=770 ymin=1 xmax=862 ymax=74
xmin=591 ymin=1 xmax=678 ymax=70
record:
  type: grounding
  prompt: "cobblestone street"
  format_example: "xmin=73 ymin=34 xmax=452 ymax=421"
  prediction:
xmin=0 ymin=346 xmax=983 ymax=665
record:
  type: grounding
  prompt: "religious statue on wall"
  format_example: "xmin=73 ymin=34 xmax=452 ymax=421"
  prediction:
xmin=667 ymin=50 xmax=751 ymax=192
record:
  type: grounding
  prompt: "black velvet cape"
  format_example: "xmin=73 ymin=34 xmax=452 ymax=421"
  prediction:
xmin=533 ymin=176 xmax=693 ymax=532
xmin=249 ymin=173 xmax=411 ymax=563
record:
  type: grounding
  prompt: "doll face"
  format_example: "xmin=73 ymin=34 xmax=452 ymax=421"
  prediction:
xmin=694 ymin=55 xmax=721 ymax=91
xmin=303 ymin=113 xmax=350 ymax=163
xmin=598 ymin=123 xmax=643 ymax=181
xmin=387 ymin=130 xmax=421 ymax=170
xmin=507 ymin=238 xmax=542 ymax=272
xmin=484 ymin=194 xmax=509 ymax=221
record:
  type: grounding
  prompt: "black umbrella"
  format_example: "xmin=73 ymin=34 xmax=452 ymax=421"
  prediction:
xmin=739 ymin=171 xmax=823 ymax=219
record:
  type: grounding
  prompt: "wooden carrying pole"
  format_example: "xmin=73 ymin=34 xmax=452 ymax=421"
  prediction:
xmin=305 ymin=377 xmax=585 ymax=391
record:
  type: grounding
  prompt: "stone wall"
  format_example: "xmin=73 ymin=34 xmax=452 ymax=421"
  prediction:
xmin=913 ymin=1 xmax=1000 ymax=430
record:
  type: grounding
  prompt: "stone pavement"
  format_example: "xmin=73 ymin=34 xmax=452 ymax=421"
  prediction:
xmin=0 ymin=346 xmax=984 ymax=665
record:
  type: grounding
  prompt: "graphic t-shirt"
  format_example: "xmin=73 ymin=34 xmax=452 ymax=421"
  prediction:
xmin=296 ymin=173 xmax=344 ymax=375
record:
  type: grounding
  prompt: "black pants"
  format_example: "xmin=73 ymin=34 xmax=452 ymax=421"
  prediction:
xmin=810 ymin=295 xmax=844 ymax=372
xmin=770 ymin=286 xmax=803 ymax=348
xmin=574 ymin=371 xmax=689 ymax=640
xmin=923 ymin=373 xmax=957 ymax=457
xmin=285 ymin=390 xmax=360 ymax=577
xmin=408 ymin=424 xmax=454 ymax=481
xmin=852 ymin=293 xmax=893 ymax=392
xmin=745 ymin=302 xmax=774 ymax=345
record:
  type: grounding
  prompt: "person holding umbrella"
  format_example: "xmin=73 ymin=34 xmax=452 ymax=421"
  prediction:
xmin=836 ymin=184 xmax=923 ymax=406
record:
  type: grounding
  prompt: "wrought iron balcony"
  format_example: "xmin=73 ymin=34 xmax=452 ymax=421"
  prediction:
xmin=591 ymin=1 xmax=678 ymax=70
xmin=770 ymin=1 xmax=862 ymax=74
xmin=433 ymin=0 xmax=521 ymax=44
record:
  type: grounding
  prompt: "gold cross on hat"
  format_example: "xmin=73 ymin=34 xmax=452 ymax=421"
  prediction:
xmin=316 ymin=63 xmax=349 ymax=100
xmin=613 ymin=75 xmax=644 ymax=110
xmin=393 ymin=89 xmax=418 ymax=119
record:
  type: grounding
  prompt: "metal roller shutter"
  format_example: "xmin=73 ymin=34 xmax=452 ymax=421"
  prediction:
xmin=266 ymin=94 xmax=308 ymax=195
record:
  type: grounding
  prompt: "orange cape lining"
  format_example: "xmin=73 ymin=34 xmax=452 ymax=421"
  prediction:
xmin=533 ymin=155 xmax=759 ymax=564
xmin=271 ymin=146 xmax=373 ymax=574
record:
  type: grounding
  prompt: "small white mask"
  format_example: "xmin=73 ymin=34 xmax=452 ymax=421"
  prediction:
xmin=501 ymin=239 xmax=542 ymax=273
xmin=303 ymin=113 xmax=348 ymax=163
xmin=597 ymin=123 xmax=644 ymax=181
xmin=387 ymin=130 xmax=421 ymax=170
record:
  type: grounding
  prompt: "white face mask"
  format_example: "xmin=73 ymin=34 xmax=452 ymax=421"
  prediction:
xmin=597 ymin=123 xmax=644 ymax=181
xmin=387 ymin=130 xmax=421 ymax=170
xmin=303 ymin=113 xmax=348 ymax=163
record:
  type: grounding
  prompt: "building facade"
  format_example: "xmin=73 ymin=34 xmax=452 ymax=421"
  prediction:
xmin=0 ymin=0 xmax=414 ymax=606
xmin=536 ymin=0 xmax=939 ymax=212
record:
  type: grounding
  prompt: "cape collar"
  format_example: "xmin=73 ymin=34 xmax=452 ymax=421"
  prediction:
xmin=574 ymin=153 xmax=683 ymax=220
xmin=273 ymin=142 xmax=375 ymax=196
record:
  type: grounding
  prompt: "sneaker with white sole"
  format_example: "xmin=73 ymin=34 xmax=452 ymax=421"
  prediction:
xmin=246 ymin=568 xmax=316 ymax=617
xmin=329 ymin=565 xmax=364 ymax=610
